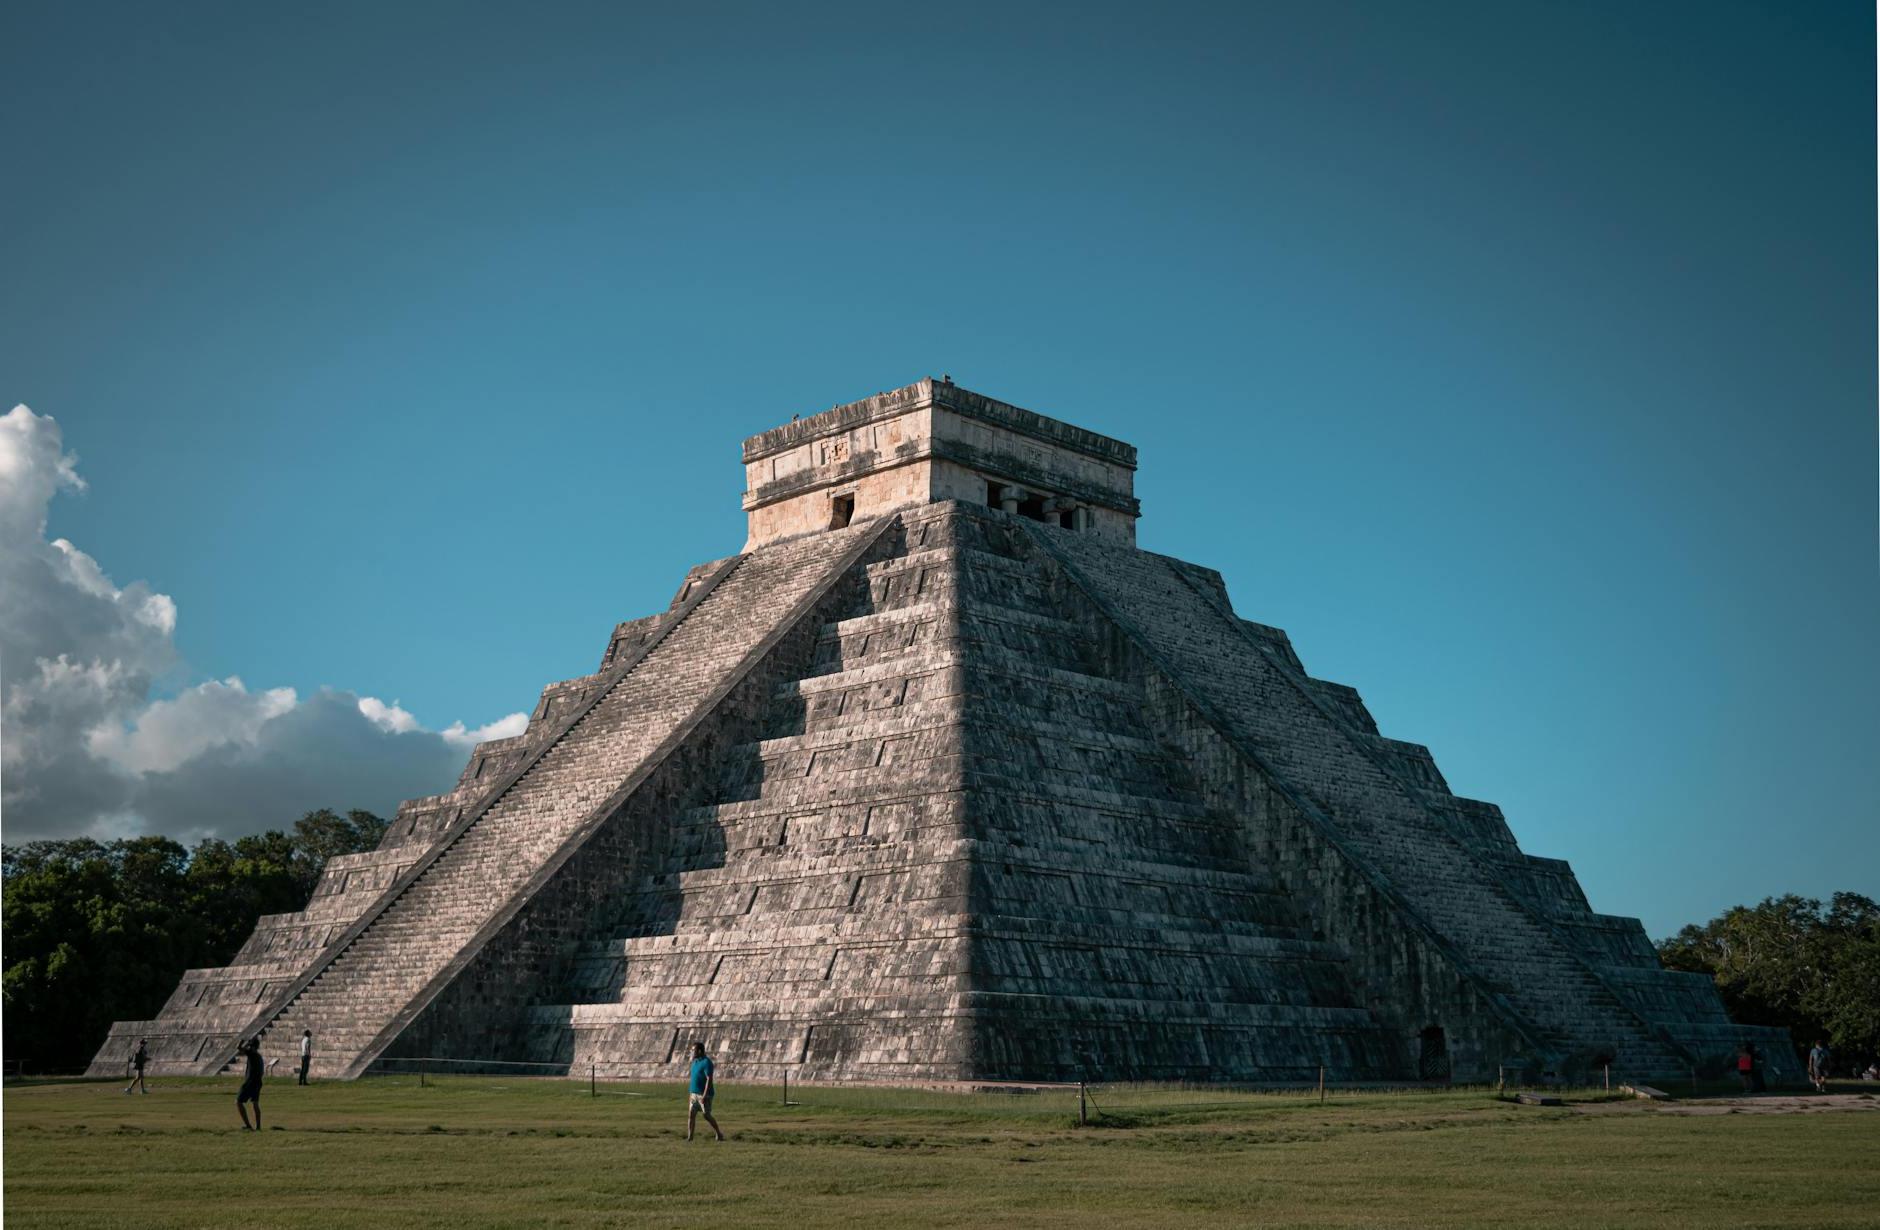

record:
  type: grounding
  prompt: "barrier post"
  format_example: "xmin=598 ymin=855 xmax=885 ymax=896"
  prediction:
xmin=420 ymin=1060 xmax=426 ymax=1089
xmin=1604 ymin=1064 xmax=1610 ymax=1092
xmin=1318 ymin=1066 xmax=1325 ymax=1105
xmin=1498 ymin=1065 xmax=1505 ymax=1097
xmin=783 ymin=1070 xmax=789 ymax=1106
xmin=1078 ymin=1082 xmax=1087 ymax=1126
xmin=590 ymin=1063 xmax=596 ymax=1098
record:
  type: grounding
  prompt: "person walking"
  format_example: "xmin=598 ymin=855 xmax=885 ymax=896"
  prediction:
xmin=236 ymin=1038 xmax=265 ymax=1131
xmin=1735 ymin=1043 xmax=1755 ymax=1094
xmin=1808 ymin=1039 xmax=1831 ymax=1093
xmin=685 ymin=1042 xmax=724 ymax=1142
xmin=298 ymin=1030 xmax=312 ymax=1086
xmin=123 ymin=1038 xmax=149 ymax=1095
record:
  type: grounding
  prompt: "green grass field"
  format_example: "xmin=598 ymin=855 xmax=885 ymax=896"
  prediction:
xmin=5 ymin=1076 xmax=1876 ymax=1228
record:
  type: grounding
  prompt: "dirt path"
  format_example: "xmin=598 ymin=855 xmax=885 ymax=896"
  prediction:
xmin=1574 ymin=1093 xmax=1880 ymax=1117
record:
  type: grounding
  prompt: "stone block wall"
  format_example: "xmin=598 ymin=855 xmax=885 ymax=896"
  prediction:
xmin=1022 ymin=521 xmax=1713 ymax=1081
xmin=1054 ymin=609 xmax=1529 ymax=1080
xmin=378 ymin=519 xmax=899 ymax=1067
xmin=741 ymin=380 xmax=1139 ymax=549
xmin=518 ymin=502 xmax=1408 ymax=1083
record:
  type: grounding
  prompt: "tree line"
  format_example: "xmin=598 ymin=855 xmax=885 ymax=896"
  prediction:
xmin=1657 ymin=891 xmax=1878 ymax=1069
xmin=2 ymin=809 xmax=387 ymax=1072
xmin=3 ymin=821 xmax=1875 ymax=1076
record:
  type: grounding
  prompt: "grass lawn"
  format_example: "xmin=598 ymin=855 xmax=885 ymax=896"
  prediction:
xmin=4 ymin=1076 xmax=1876 ymax=1228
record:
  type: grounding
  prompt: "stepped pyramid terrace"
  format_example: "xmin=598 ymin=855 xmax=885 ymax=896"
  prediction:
xmin=90 ymin=379 xmax=1793 ymax=1086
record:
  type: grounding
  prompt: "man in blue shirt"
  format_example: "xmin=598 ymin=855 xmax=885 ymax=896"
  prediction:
xmin=686 ymin=1042 xmax=724 ymax=1142
xmin=1809 ymin=1040 xmax=1831 ymax=1092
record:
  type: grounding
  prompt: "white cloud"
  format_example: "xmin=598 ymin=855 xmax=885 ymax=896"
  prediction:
xmin=88 ymin=676 xmax=299 ymax=775
xmin=48 ymin=537 xmax=115 ymax=598
xmin=1 ymin=405 xmax=523 ymax=843
xmin=0 ymin=404 xmax=86 ymax=540
xmin=357 ymin=696 xmax=423 ymax=735
xmin=30 ymin=653 xmax=130 ymax=698
xmin=2 ymin=409 xmax=179 ymax=793
xmin=137 ymin=591 xmax=178 ymax=636
xmin=128 ymin=690 xmax=469 ymax=838
xmin=361 ymin=697 xmax=530 ymax=748
xmin=441 ymin=710 xmax=530 ymax=749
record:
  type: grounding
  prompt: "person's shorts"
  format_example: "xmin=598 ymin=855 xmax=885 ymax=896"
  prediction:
xmin=237 ymin=1082 xmax=261 ymax=1103
xmin=689 ymin=1092 xmax=713 ymax=1112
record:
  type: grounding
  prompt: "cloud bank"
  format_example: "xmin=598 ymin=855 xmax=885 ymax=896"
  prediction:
xmin=0 ymin=405 xmax=529 ymax=842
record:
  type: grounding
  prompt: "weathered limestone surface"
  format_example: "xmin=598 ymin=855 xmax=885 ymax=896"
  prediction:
xmin=89 ymin=380 xmax=1788 ymax=1085
xmin=1022 ymin=525 xmax=1793 ymax=1082
xmin=742 ymin=379 xmax=1139 ymax=549
xmin=520 ymin=504 xmax=1403 ymax=1082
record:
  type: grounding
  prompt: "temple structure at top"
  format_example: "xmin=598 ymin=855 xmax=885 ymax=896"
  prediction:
xmin=742 ymin=378 xmax=1139 ymax=548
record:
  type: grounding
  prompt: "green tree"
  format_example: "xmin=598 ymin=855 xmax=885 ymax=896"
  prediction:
xmin=1659 ymin=892 xmax=1880 ymax=1064
xmin=1 ymin=809 xmax=388 ymax=1072
xmin=1814 ymin=894 xmax=1880 ymax=1060
xmin=293 ymin=808 xmax=391 ymax=870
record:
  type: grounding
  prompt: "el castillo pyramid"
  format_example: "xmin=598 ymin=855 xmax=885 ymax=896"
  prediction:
xmin=91 ymin=380 xmax=1792 ymax=1086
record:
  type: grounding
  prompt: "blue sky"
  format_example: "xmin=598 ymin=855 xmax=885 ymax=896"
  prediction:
xmin=1 ymin=0 xmax=1872 ymax=937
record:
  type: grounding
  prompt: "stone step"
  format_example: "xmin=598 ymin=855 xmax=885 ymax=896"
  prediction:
xmin=1031 ymin=524 xmax=1692 ymax=1067
xmin=216 ymin=524 xmax=885 ymax=1076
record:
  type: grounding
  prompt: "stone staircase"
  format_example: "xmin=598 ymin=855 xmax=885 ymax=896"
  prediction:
xmin=213 ymin=521 xmax=887 ymax=1078
xmin=533 ymin=507 xmax=980 ymax=1078
xmin=1026 ymin=521 xmax=1693 ymax=1079
xmin=531 ymin=503 xmax=1405 ymax=1082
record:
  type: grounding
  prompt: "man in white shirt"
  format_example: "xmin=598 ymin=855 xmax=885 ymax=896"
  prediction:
xmin=298 ymin=1030 xmax=313 ymax=1085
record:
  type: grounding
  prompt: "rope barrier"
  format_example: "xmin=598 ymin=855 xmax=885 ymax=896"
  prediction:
xmin=6 ymin=1053 xmax=1644 ymax=1114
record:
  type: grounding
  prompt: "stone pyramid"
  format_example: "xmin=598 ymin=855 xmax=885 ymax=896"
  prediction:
xmin=90 ymin=380 xmax=1792 ymax=1085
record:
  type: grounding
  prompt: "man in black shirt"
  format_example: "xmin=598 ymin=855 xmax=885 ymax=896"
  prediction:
xmin=236 ymin=1038 xmax=265 ymax=1131
xmin=123 ymin=1038 xmax=149 ymax=1095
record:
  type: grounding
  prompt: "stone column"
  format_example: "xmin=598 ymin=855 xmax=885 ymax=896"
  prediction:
xmin=999 ymin=487 xmax=1024 ymax=515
